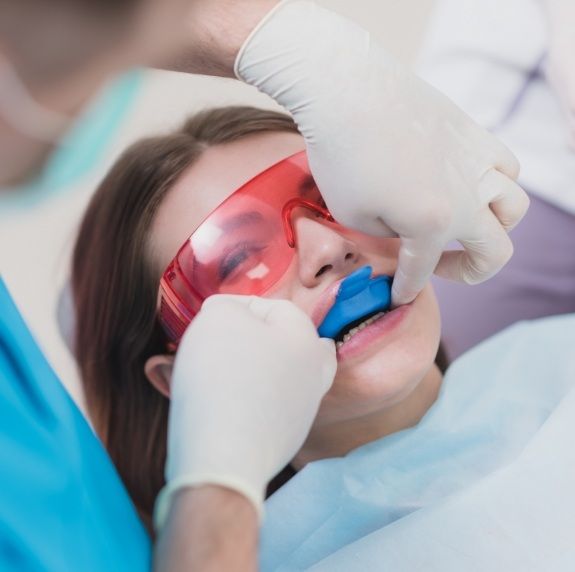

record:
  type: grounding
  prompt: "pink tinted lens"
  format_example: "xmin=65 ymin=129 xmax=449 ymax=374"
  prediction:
xmin=158 ymin=151 xmax=330 ymax=345
xmin=186 ymin=196 xmax=288 ymax=297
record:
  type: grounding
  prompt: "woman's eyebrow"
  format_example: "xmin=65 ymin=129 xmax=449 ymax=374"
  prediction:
xmin=217 ymin=175 xmax=318 ymax=232
xmin=221 ymin=211 xmax=265 ymax=231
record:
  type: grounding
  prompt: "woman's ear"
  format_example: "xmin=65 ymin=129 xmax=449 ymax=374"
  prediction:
xmin=144 ymin=355 xmax=175 ymax=398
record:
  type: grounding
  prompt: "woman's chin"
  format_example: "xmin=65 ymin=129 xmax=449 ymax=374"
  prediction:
xmin=322 ymin=337 xmax=440 ymax=423
xmin=315 ymin=284 xmax=441 ymax=424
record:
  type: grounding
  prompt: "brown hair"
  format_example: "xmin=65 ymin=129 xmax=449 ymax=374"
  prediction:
xmin=72 ymin=106 xmax=300 ymax=532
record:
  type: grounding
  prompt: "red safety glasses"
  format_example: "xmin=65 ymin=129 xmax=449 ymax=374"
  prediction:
xmin=158 ymin=151 xmax=338 ymax=347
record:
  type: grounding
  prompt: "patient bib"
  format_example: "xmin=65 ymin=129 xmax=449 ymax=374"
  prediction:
xmin=261 ymin=314 xmax=575 ymax=570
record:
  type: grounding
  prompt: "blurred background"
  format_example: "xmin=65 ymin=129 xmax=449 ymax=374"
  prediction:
xmin=0 ymin=0 xmax=436 ymax=408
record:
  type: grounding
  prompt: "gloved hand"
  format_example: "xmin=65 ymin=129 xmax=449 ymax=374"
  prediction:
xmin=236 ymin=0 xmax=529 ymax=305
xmin=154 ymin=295 xmax=336 ymax=529
xmin=544 ymin=0 xmax=575 ymax=148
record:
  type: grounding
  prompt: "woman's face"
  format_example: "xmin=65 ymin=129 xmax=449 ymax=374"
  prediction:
xmin=150 ymin=132 xmax=441 ymax=426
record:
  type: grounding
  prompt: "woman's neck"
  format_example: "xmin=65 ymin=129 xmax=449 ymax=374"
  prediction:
xmin=293 ymin=364 xmax=443 ymax=470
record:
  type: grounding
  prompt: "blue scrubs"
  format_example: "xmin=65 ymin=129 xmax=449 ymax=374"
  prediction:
xmin=0 ymin=278 xmax=151 ymax=571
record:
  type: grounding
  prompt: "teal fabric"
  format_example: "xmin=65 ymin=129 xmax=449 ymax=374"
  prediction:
xmin=261 ymin=314 xmax=575 ymax=571
xmin=0 ymin=69 xmax=142 ymax=211
xmin=0 ymin=277 xmax=151 ymax=571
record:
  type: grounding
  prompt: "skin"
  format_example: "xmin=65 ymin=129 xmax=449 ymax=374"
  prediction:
xmin=145 ymin=131 xmax=443 ymax=470
xmin=154 ymin=486 xmax=258 ymax=572
xmin=166 ymin=0 xmax=281 ymax=77
xmin=0 ymin=0 xmax=279 ymax=186
xmin=0 ymin=0 xmax=185 ymax=185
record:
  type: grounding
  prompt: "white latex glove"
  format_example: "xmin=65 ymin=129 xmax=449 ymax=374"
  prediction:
xmin=154 ymin=295 xmax=336 ymax=529
xmin=544 ymin=0 xmax=575 ymax=148
xmin=236 ymin=0 xmax=529 ymax=305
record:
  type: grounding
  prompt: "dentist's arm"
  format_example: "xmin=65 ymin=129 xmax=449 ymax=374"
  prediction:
xmin=153 ymin=295 xmax=336 ymax=572
xmin=154 ymin=486 xmax=258 ymax=572
xmin=166 ymin=0 xmax=279 ymax=77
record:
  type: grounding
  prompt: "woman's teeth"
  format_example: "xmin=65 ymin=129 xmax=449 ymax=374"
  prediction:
xmin=335 ymin=311 xmax=386 ymax=349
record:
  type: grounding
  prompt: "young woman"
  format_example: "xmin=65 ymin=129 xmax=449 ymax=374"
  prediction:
xmin=72 ymin=106 xmax=448 ymax=531
xmin=72 ymin=106 xmax=575 ymax=570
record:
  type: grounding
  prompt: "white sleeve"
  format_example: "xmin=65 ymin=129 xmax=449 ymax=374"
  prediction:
xmin=418 ymin=0 xmax=575 ymax=215
xmin=418 ymin=0 xmax=546 ymax=128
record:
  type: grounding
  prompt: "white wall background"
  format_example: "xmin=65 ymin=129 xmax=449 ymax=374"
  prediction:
xmin=0 ymin=0 xmax=435 ymax=410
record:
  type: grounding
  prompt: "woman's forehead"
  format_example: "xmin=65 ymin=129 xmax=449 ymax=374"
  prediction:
xmin=149 ymin=131 xmax=305 ymax=271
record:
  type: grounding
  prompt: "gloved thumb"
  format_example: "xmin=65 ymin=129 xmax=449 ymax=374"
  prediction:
xmin=319 ymin=338 xmax=337 ymax=392
xmin=320 ymin=337 xmax=336 ymax=355
xmin=247 ymin=297 xmax=318 ymax=336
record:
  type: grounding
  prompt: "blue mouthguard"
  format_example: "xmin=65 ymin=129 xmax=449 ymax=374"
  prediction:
xmin=317 ymin=266 xmax=392 ymax=339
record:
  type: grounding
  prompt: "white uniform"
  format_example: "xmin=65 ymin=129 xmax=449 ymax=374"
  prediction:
xmin=418 ymin=0 xmax=575 ymax=214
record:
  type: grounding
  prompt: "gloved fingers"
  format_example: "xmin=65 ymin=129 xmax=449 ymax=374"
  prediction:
xmin=434 ymin=211 xmax=514 ymax=284
xmin=320 ymin=338 xmax=336 ymax=354
xmin=197 ymin=295 xmax=331 ymax=363
xmin=488 ymin=138 xmax=520 ymax=180
xmin=320 ymin=351 xmax=338 ymax=392
xmin=243 ymin=296 xmax=317 ymax=333
xmin=201 ymin=293 xmax=284 ymax=319
xmin=480 ymin=168 xmax=530 ymax=232
xmin=198 ymin=294 xmax=258 ymax=322
xmin=473 ymin=125 xmax=520 ymax=180
xmin=349 ymin=214 xmax=398 ymax=240
xmin=391 ymin=237 xmax=444 ymax=307
xmin=234 ymin=297 xmax=336 ymax=384
xmin=242 ymin=295 xmax=285 ymax=322
xmin=200 ymin=293 xmax=247 ymax=311
xmin=198 ymin=295 xmax=283 ymax=335
xmin=326 ymin=206 xmax=398 ymax=239
xmin=202 ymin=294 xmax=314 ymax=334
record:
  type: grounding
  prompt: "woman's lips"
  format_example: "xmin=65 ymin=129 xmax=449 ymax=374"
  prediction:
xmin=335 ymin=302 xmax=411 ymax=362
xmin=311 ymin=277 xmax=348 ymax=328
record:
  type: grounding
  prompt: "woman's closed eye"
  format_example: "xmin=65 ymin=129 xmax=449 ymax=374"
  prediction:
xmin=219 ymin=242 xmax=268 ymax=281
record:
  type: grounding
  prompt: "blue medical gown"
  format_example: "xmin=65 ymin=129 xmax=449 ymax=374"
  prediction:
xmin=0 ymin=279 xmax=151 ymax=571
xmin=261 ymin=313 xmax=575 ymax=571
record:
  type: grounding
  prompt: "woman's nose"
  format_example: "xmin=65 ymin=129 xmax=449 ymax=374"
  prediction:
xmin=294 ymin=216 xmax=360 ymax=288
